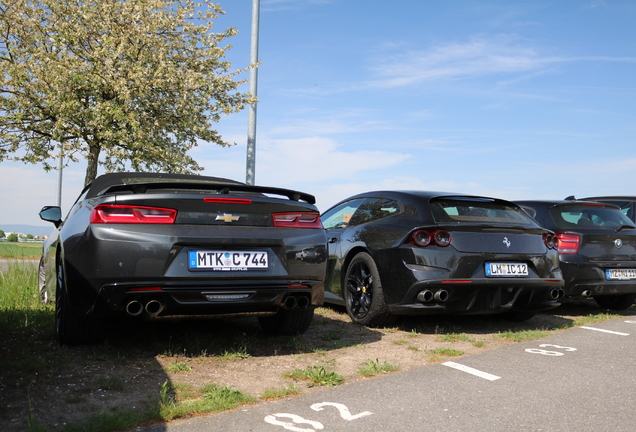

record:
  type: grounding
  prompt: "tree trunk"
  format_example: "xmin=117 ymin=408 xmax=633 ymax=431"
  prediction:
xmin=84 ymin=143 xmax=101 ymax=187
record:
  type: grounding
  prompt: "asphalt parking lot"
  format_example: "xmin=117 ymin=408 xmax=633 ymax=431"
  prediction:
xmin=139 ymin=314 xmax=636 ymax=432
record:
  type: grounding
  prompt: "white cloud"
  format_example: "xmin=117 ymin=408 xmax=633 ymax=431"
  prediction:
xmin=256 ymin=137 xmax=410 ymax=185
xmin=369 ymin=35 xmax=562 ymax=88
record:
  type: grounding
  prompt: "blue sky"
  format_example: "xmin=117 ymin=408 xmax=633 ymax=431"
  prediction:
xmin=2 ymin=0 xmax=636 ymax=226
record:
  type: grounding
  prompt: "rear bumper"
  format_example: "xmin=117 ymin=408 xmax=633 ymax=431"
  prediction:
xmin=61 ymin=224 xmax=327 ymax=317
xmin=562 ymin=263 xmax=636 ymax=296
xmin=388 ymin=278 xmax=564 ymax=315
xmin=94 ymin=280 xmax=324 ymax=318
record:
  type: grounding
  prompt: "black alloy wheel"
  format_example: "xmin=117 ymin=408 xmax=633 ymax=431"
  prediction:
xmin=594 ymin=293 xmax=636 ymax=311
xmin=344 ymin=252 xmax=394 ymax=327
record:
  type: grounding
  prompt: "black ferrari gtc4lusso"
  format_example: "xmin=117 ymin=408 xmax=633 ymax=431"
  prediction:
xmin=321 ymin=191 xmax=564 ymax=326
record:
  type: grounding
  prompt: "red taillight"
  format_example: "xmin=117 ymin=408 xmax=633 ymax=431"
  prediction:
xmin=412 ymin=230 xmax=431 ymax=247
xmin=410 ymin=229 xmax=451 ymax=247
xmin=90 ymin=204 xmax=177 ymax=224
xmin=543 ymin=233 xmax=558 ymax=250
xmin=272 ymin=212 xmax=323 ymax=229
xmin=556 ymin=232 xmax=580 ymax=254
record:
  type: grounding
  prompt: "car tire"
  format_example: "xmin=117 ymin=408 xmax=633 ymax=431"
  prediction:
xmin=55 ymin=262 xmax=99 ymax=345
xmin=258 ymin=308 xmax=314 ymax=335
xmin=593 ymin=294 xmax=636 ymax=311
xmin=501 ymin=310 xmax=536 ymax=322
xmin=343 ymin=252 xmax=395 ymax=327
xmin=38 ymin=258 xmax=49 ymax=304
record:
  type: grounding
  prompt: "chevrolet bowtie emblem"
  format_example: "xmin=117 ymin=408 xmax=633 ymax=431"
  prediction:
xmin=216 ymin=213 xmax=240 ymax=223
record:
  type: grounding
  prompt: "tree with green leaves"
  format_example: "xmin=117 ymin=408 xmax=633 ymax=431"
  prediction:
xmin=0 ymin=0 xmax=254 ymax=186
xmin=7 ymin=233 xmax=18 ymax=242
xmin=0 ymin=229 xmax=5 ymax=239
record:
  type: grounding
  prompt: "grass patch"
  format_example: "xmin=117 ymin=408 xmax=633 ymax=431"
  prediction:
xmin=357 ymin=358 xmax=399 ymax=377
xmin=431 ymin=348 xmax=464 ymax=357
xmin=572 ymin=312 xmax=622 ymax=327
xmin=284 ymin=364 xmax=345 ymax=387
xmin=435 ymin=333 xmax=475 ymax=343
xmin=153 ymin=381 xmax=254 ymax=421
xmin=0 ymin=242 xmax=43 ymax=259
xmin=261 ymin=384 xmax=301 ymax=400
xmin=165 ymin=359 xmax=193 ymax=373
xmin=0 ymin=263 xmax=53 ymax=336
xmin=497 ymin=329 xmax=549 ymax=342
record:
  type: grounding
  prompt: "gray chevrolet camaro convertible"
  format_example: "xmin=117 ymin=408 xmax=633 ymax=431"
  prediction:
xmin=39 ymin=172 xmax=327 ymax=344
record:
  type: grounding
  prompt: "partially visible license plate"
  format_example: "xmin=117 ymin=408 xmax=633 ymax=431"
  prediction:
xmin=485 ymin=262 xmax=528 ymax=277
xmin=606 ymin=269 xmax=636 ymax=280
xmin=189 ymin=251 xmax=268 ymax=271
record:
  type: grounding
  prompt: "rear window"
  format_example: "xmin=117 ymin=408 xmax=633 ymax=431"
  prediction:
xmin=549 ymin=204 xmax=634 ymax=230
xmin=430 ymin=198 xmax=539 ymax=227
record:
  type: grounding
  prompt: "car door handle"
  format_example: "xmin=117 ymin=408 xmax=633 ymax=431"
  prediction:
xmin=328 ymin=237 xmax=339 ymax=244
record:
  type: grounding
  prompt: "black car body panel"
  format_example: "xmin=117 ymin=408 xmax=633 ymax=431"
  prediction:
xmin=39 ymin=173 xmax=327 ymax=343
xmin=322 ymin=191 xmax=563 ymax=324
xmin=515 ymin=199 xmax=636 ymax=308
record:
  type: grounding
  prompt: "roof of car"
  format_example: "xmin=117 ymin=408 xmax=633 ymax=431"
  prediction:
xmin=346 ymin=190 xmax=512 ymax=202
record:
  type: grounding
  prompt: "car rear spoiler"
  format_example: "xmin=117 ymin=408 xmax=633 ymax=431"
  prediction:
xmin=98 ymin=182 xmax=317 ymax=204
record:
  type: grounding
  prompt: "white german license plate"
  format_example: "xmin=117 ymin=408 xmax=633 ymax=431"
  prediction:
xmin=606 ymin=269 xmax=636 ymax=280
xmin=189 ymin=251 xmax=268 ymax=271
xmin=485 ymin=262 xmax=529 ymax=277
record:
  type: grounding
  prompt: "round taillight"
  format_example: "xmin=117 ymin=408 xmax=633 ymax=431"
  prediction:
xmin=433 ymin=230 xmax=451 ymax=247
xmin=412 ymin=230 xmax=431 ymax=247
xmin=543 ymin=233 xmax=557 ymax=250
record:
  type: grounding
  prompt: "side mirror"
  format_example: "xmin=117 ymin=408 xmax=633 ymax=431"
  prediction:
xmin=39 ymin=206 xmax=62 ymax=227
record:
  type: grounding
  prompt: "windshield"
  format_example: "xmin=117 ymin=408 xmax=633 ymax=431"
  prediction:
xmin=430 ymin=198 xmax=539 ymax=227
xmin=549 ymin=204 xmax=634 ymax=230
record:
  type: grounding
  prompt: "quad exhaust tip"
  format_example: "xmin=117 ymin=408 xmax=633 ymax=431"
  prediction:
xmin=417 ymin=289 xmax=449 ymax=303
xmin=283 ymin=294 xmax=311 ymax=310
xmin=125 ymin=299 xmax=165 ymax=316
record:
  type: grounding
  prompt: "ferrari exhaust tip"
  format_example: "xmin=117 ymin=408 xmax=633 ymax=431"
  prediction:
xmin=417 ymin=290 xmax=434 ymax=303
xmin=125 ymin=300 xmax=143 ymax=316
xmin=434 ymin=289 xmax=449 ymax=302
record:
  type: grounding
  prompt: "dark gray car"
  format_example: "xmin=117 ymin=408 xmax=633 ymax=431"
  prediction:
xmin=515 ymin=199 xmax=636 ymax=310
xmin=39 ymin=173 xmax=327 ymax=344
xmin=321 ymin=191 xmax=564 ymax=326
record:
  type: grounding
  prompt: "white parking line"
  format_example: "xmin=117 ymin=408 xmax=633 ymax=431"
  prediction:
xmin=442 ymin=361 xmax=501 ymax=381
xmin=580 ymin=326 xmax=629 ymax=336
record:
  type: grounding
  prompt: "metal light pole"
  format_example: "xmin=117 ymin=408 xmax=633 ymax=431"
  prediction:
xmin=245 ymin=0 xmax=260 ymax=185
xmin=55 ymin=141 xmax=63 ymax=207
